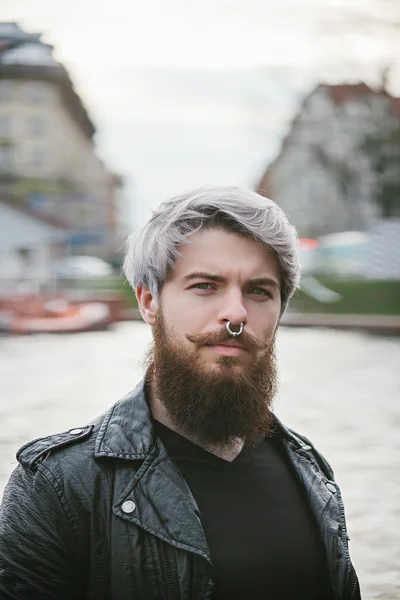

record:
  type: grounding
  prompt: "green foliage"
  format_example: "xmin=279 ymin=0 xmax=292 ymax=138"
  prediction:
xmin=290 ymin=279 xmax=400 ymax=315
xmin=117 ymin=277 xmax=138 ymax=308
xmin=60 ymin=275 xmax=138 ymax=308
xmin=360 ymin=121 xmax=400 ymax=218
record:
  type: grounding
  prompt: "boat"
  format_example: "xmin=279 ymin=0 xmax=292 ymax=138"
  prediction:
xmin=0 ymin=295 xmax=112 ymax=335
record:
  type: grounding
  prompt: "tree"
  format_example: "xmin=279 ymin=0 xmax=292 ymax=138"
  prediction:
xmin=311 ymin=143 xmax=362 ymax=227
xmin=361 ymin=122 xmax=400 ymax=218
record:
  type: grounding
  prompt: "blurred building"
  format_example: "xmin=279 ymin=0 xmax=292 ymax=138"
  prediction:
xmin=0 ymin=22 xmax=125 ymax=262
xmin=256 ymin=82 xmax=400 ymax=238
xmin=0 ymin=198 xmax=68 ymax=283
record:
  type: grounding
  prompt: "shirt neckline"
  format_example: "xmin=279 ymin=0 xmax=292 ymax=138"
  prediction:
xmin=153 ymin=419 xmax=266 ymax=468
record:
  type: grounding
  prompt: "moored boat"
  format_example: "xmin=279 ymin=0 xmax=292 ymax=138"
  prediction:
xmin=0 ymin=296 xmax=111 ymax=334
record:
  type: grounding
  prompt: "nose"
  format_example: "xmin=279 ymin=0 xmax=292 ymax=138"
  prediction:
xmin=217 ymin=288 xmax=248 ymax=330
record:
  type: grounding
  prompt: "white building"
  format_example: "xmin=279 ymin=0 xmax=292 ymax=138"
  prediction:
xmin=257 ymin=83 xmax=400 ymax=238
xmin=0 ymin=199 xmax=67 ymax=284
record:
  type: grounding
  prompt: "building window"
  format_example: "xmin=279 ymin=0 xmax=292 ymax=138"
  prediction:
xmin=30 ymin=147 xmax=45 ymax=167
xmin=0 ymin=115 xmax=12 ymax=137
xmin=0 ymin=81 xmax=13 ymax=103
xmin=26 ymin=115 xmax=45 ymax=136
xmin=0 ymin=145 xmax=14 ymax=172
xmin=24 ymin=81 xmax=48 ymax=103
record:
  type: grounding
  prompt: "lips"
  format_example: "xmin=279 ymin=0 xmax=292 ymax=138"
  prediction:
xmin=206 ymin=340 xmax=246 ymax=350
xmin=205 ymin=341 xmax=248 ymax=356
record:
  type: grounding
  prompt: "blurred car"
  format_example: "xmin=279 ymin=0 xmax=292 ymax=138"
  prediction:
xmin=316 ymin=231 xmax=369 ymax=277
xmin=51 ymin=256 xmax=114 ymax=279
xmin=297 ymin=238 xmax=320 ymax=276
xmin=298 ymin=232 xmax=369 ymax=278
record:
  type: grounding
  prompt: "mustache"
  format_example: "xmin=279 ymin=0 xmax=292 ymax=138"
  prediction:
xmin=186 ymin=328 xmax=268 ymax=351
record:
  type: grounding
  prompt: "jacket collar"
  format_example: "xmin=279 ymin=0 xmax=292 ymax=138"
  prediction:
xmin=94 ymin=379 xmax=156 ymax=460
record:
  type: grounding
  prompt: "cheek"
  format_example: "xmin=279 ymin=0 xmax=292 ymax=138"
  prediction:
xmin=162 ymin=288 xmax=215 ymax=326
xmin=249 ymin=306 xmax=280 ymax=340
xmin=158 ymin=300 xmax=197 ymax=340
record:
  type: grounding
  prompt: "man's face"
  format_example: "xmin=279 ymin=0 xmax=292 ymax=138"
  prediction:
xmin=139 ymin=228 xmax=282 ymax=445
xmin=158 ymin=227 xmax=281 ymax=372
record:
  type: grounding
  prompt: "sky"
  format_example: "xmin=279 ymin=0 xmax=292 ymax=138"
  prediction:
xmin=1 ymin=0 xmax=399 ymax=226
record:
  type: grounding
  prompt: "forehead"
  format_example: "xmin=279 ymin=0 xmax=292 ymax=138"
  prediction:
xmin=171 ymin=228 xmax=281 ymax=281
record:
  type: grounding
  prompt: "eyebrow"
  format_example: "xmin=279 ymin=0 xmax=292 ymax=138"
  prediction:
xmin=182 ymin=272 xmax=280 ymax=290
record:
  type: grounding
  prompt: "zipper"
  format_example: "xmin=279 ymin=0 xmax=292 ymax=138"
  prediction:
xmin=156 ymin=538 xmax=175 ymax=600
xmin=349 ymin=571 xmax=358 ymax=600
xmin=336 ymin=488 xmax=359 ymax=600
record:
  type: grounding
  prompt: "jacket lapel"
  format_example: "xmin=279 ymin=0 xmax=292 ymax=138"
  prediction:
xmin=113 ymin=440 xmax=211 ymax=562
xmin=278 ymin=423 xmax=342 ymax=597
xmin=94 ymin=380 xmax=211 ymax=562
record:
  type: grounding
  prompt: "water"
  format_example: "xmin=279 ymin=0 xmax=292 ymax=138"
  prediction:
xmin=1 ymin=322 xmax=399 ymax=599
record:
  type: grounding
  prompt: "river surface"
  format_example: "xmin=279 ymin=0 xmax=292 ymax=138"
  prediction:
xmin=0 ymin=322 xmax=399 ymax=599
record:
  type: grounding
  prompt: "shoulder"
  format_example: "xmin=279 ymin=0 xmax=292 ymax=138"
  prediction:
xmin=17 ymin=424 xmax=96 ymax=471
xmin=16 ymin=383 xmax=146 ymax=473
xmin=13 ymin=420 xmax=107 ymax=515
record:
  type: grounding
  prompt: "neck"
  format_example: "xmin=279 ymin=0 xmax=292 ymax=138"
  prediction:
xmin=148 ymin=385 xmax=245 ymax=462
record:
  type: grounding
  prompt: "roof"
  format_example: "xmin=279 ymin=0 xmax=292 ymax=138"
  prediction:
xmin=0 ymin=22 xmax=96 ymax=139
xmin=0 ymin=22 xmax=41 ymax=42
xmin=0 ymin=197 xmax=70 ymax=230
xmin=318 ymin=82 xmax=400 ymax=119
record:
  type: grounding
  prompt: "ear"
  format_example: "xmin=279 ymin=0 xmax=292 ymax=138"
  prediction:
xmin=136 ymin=284 xmax=157 ymax=326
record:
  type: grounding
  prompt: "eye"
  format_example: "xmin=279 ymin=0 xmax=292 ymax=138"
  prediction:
xmin=249 ymin=287 xmax=272 ymax=298
xmin=192 ymin=282 xmax=214 ymax=291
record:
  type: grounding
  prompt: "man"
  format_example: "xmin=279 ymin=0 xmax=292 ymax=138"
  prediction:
xmin=0 ymin=186 xmax=361 ymax=599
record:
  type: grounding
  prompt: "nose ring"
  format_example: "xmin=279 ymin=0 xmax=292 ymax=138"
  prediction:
xmin=226 ymin=321 xmax=244 ymax=337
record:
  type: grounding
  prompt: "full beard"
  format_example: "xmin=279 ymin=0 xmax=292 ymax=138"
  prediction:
xmin=145 ymin=313 xmax=278 ymax=448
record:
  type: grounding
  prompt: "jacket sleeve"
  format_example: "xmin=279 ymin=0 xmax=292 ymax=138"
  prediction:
xmin=0 ymin=463 xmax=86 ymax=600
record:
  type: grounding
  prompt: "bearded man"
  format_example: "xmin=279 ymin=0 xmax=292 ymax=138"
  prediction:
xmin=0 ymin=186 xmax=361 ymax=600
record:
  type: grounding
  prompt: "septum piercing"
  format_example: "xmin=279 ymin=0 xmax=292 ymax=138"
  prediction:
xmin=226 ymin=321 xmax=244 ymax=337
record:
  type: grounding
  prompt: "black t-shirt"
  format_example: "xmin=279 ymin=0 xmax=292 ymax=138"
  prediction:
xmin=154 ymin=420 xmax=334 ymax=600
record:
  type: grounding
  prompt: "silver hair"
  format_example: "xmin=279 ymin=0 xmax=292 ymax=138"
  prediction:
xmin=123 ymin=185 xmax=300 ymax=315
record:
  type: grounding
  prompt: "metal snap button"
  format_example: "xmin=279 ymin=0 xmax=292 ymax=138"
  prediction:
xmin=122 ymin=501 xmax=136 ymax=514
xmin=326 ymin=481 xmax=336 ymax=493
xmin=69 ymin=428 xmax=84 ymax=435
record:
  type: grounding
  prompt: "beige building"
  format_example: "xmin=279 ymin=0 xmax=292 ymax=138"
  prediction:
xmin=0 ymin=22 xmax=123 ymax=259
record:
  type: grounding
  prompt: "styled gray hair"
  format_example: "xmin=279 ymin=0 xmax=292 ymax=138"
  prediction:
xmin=123 ymin=186 xmax=300 ymax=315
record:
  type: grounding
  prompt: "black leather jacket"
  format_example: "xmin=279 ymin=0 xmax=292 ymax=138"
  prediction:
xmin=0 ymin=381 xmax=361 ymax=600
